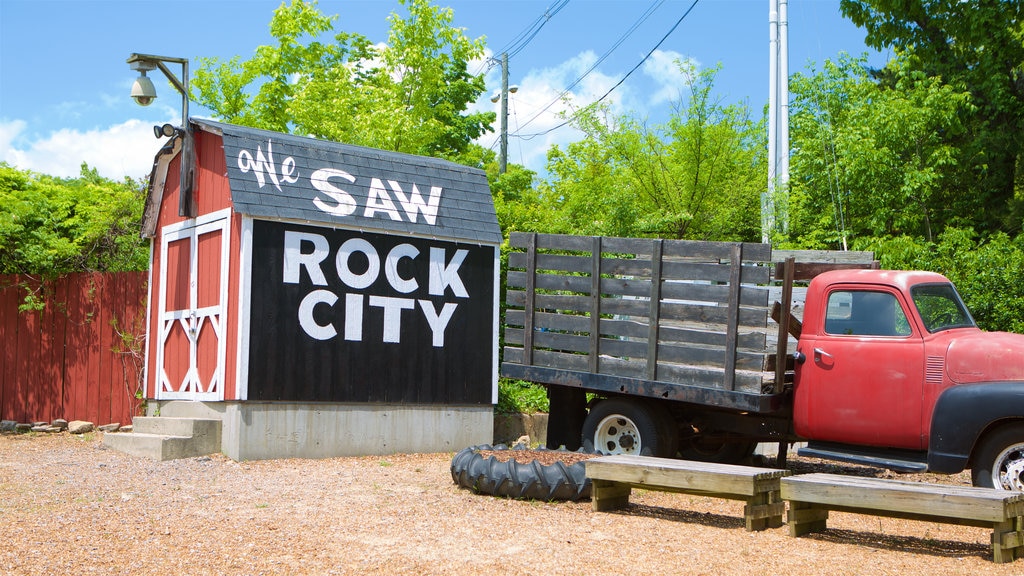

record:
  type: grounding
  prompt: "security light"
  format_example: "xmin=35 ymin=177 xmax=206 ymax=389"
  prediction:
xmin=153 ymin=123 xmax=178 ymax=139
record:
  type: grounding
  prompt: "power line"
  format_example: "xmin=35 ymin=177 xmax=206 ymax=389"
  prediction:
xmin=511 ymin=0 xmax=665 ymax=135
xmin=503 ymin=0 xmax=570 ymax=60
xmin=515 ymin=0 xmax=701 ymax=139
xmin=475 ymin=0 xmax=570 ymax=76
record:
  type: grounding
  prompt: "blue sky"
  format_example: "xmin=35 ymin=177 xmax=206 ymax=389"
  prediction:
xmin=0 ymin=0 xmax=887 ymax=180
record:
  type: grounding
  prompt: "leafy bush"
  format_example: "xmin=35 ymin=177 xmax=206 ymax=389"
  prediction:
xmin=0 ymin=163 xmax=148 ymax=275
xmin=862 ymin=229 xmax=1024 ymax=333
xmin=496 ymin=379 xmax=549 ymax=414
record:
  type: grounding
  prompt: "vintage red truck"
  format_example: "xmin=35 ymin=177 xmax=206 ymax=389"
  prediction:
xmin=500 ymin=232 xmax=1024 ymax=490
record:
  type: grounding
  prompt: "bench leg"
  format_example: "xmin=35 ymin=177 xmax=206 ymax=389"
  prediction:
xmin=992 ymin=516 xmax=1024 ymax=564
xmin=787 ymin=501 xmax=829 ymax=537
xmin=743 ymin=490 xmax=786 ymax=531
xmin=591 ymin=480 xmax=632 ymax=512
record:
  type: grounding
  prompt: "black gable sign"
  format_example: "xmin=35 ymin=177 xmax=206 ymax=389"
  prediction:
xmin=246 ymin=220 xmax=495 ymax=404
xmin=199 ymin=119 xmax=502 ymax=245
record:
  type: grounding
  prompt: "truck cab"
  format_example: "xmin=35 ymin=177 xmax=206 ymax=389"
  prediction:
xmin=794 ymin=269 xmax=1024 ymax=489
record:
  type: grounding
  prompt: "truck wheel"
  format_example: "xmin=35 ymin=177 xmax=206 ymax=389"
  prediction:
xmin=972 ymin=423 xmax=1024 ymax=490
xmin=581 ymin=399 xmax=677 ymax=457
xmin=678 ymin=436 xmax=757 ymax=465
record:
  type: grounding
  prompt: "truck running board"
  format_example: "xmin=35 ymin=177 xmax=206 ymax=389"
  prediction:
xmin=798 ymin=443 xmax=928 ymax=474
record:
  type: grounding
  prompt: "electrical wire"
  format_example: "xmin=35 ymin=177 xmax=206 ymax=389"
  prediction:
xmin=514 ymin=0 xmax=700 ymax=139
xmin=474 ymin=0 xmax=570 ymax=75
xmin=503 ymin=0 xmax=570 ymax=60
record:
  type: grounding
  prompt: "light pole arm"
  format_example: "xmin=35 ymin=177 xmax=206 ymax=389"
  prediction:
xmin=127 ymin=52 xmax=194 ymax=217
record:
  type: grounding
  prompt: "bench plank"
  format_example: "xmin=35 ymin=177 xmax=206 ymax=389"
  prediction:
xmin=781 ymin=473 xmax=1024 ymax=563
xmin=781 ymin=473 xmax=1024 ymax=523
xmin=586 ymin=455 xmax=790 ymax=531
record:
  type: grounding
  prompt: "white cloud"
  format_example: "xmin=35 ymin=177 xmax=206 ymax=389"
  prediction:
xmin=642 ymin=49 xmax=699 ymax=106
xmin=0 ymin=119 xmax=166 ymax=180
xmin=476 ymin=50 xmax=638 ymax=174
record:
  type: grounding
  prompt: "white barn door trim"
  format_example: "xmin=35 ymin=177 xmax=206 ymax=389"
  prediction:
xmin=156 ymin=208 xmax=231 ymax=401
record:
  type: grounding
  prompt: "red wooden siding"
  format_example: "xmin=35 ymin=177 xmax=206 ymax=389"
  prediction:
xmin=145 ymin=128 xmax=241 ymax=400
xmin=0 ymin=272 xmax=147 ymax=425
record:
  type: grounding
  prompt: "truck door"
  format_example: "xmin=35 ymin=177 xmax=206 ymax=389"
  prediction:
xmin=795 ymin=287 xmax=925 ymax=449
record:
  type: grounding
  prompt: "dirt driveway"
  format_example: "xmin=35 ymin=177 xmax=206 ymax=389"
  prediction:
xmin=0 ymin=432 xmax=1012 ymax=575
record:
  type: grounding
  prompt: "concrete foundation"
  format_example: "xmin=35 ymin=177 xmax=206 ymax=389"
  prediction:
xmin=149 ymin=400 xmax=493 ymax=461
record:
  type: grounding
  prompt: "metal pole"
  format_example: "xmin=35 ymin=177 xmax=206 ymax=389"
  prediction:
xmin=765 ymin=0 xmax=779 ymax=243
xmin=778 ymin=0 xmax=790 ymax=234
xmin=127 ymin=53 xmax=195 ymax=217
xmin=500 ymin=52 xmax=509 ymax=174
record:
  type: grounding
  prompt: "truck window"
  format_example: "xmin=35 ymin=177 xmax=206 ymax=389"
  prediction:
xmin=911 ymin=283 xmax=976 ymax=333
xmin=824 ymin=290 xmax=911 ymax=336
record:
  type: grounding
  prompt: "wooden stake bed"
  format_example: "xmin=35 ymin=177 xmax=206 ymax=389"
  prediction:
xmin=585 ymin=454 xmax=790 ymax=531
xmin=781 ymin=473 xmax=1024 ymax=563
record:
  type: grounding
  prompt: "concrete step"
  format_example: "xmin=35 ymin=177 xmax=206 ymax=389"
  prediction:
xmin=103 ymin=417 xmax=222 ymax=461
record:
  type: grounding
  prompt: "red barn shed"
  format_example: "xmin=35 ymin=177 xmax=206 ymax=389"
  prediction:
xmin=125 ymin=119 xmax=499 ymax=460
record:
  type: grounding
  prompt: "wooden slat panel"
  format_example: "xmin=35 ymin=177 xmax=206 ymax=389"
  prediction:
xmin=723 ymin=244 xmax=743 ymax=390
xmin=523 ymin=233 xmax=537 ymax=365
xmin=661 ymin=282 xmax=769 ymax=308
xmin=506 ymin=291 xmax=593 ymax=314
xmin=0 ymin=277 xmax=17 ymax=420
xmin=509 ymin=231 xmax=596 ymax=252
xmin=507 ymin=251 xmax=594 ymax=274
xmin=97 ymin=274 xmax=115 ymax=425
xmin=655 ymin=363 xmax=765 ymax=393
xmin=646 ymin=240 xmax=663 ymax=379
xmin=504 ymin=234 xmax=778 ymax=396
xmin=0 ymin=272 xmax=145 ymax=426
xmin=656 ymin=342 xmax=768 ymax=372
xmin=589 ymin=236 xmax=602 ymax=373
xmin=505 ymin=314 xmax=767 ymax=353
xmin=774 ymin=258 xmax=795 ymax=393
xmin=532 ymin=331 xmax=592 ymax=354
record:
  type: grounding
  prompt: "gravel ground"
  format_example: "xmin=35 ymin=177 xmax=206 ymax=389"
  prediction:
xmin=0 ymin=432 xmax=1014 ymax=575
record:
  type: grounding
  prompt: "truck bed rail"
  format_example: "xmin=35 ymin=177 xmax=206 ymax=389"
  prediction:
xmin=501 ymin=233 xmax=779 ymax=409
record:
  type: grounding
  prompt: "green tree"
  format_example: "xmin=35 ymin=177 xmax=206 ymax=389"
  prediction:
xmin=0 ymin=163 xmax=149 ymax=276
xmin=841 ymin=0 xmax=1024 ymax=233
xmin=864 ymin=229 xmax=1024 ymax=333
xmin=539 ymin=62 xmax=765 ymax=241
xmin=192 ymin=0 xmax=494 ymax=164
xmin=785 ymin=54 xmax=971 ymax=248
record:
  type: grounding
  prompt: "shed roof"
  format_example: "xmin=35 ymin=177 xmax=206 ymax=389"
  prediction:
xmin=149 ymin=119 xmax=501 ymax=245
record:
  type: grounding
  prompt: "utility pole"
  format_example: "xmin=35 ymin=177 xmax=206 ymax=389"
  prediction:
xmin=765 ymin=0 xmax=789 ymax=243
xmin=499 ymin=52 xmax=510 ymax=174
xmin=491 ymin=52 xmax=519 ymax=174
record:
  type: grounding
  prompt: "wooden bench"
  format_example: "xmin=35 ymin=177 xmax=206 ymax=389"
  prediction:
xmin=781 ymin=473 xmax=1024 ymax=563
xmin=585 ymin=454 xmax=790 ymax=531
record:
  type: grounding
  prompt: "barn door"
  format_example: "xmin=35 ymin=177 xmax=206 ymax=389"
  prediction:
xmin=156 ymin=209 xmax=230 ymax=401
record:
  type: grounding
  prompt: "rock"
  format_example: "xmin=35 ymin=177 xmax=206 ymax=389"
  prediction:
xmin=15 ymin=423 xmax=31 ymax=433
xmin=513 ymin=434 xmax=531 ymax=448
xmin=0 ymin=420 xmax=15 ymax=433
xmin=52 ymin=419 xmax=68 ymax=430
xmin=97 ymin=423 xmax=121 ymax=432
xmin=31 ymin=425 xmax=60 ymax=433
xmin=68 ymin=420 xmax=94 ymax=434
xmin=118 ymin=425 xmax=133 ymax=433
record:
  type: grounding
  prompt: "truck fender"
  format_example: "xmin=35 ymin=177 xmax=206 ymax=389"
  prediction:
xmin=928 ymin=381 xmax=1024 ymax=474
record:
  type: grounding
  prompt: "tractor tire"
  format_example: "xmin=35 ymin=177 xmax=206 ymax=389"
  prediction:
xmin=450 ymin=444 xmax=592 ymax=501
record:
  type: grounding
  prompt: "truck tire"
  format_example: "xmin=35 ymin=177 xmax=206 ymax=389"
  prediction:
xmin=971 ymin=422 xmax=1024 ymax=490
xmin=450 ymin=444 xmax=592 ymax=501
xmin=581 ymin=398 xmax=678 ymax=457
xmin=678 ymin=436 xmax=757 ymax=465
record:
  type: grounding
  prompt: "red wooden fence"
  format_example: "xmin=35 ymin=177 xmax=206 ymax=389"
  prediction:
xmin=0 ymin=272 xmax=148 ymax=426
